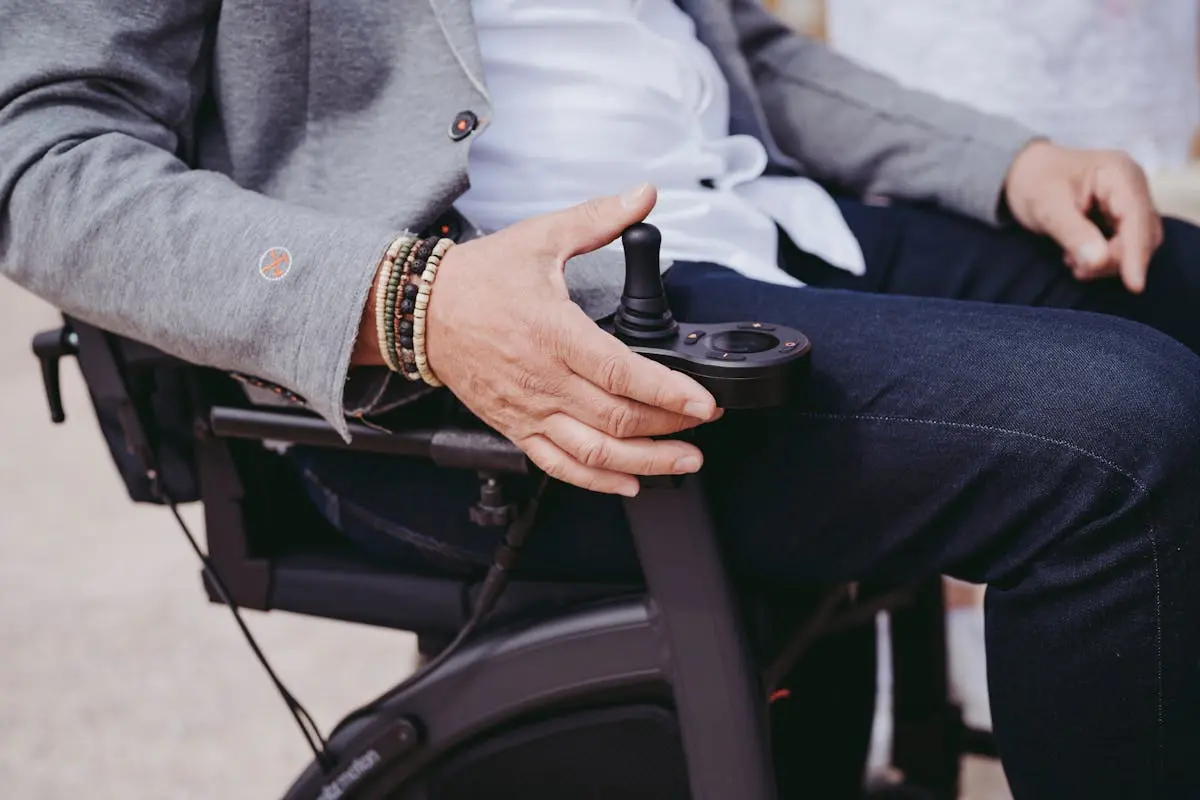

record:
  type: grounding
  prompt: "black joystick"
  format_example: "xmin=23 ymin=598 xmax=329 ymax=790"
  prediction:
xmin=605 ymin=223 xmax=812 ymax=410
xmin=613 ymin=224 xmax=678 ymax=341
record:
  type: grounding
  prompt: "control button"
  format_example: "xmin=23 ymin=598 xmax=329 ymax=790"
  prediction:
xmin=683 ymin=331 xmax=705 ymax=345
xmin=708 ymin=351 xmax=746 ymax=362
xmin=737 ymin=322 xmax=776 ymax=331
xmin=779 ymin=340 xmax=800 ymax=351
xmin=449 ymin=111 xmax=479 ymax=141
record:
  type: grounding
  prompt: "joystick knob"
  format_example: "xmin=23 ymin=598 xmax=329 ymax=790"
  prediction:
xmin=613 ymin=223 xmax=679 ymax=342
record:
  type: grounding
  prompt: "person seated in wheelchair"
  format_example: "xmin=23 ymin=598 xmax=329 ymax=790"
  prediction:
xmin=2 ymin=1 xmax=1200 ymax=798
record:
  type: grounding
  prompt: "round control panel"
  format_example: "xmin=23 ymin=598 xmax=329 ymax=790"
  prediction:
xmin=604 ymin=224 xmax=813 ymax=409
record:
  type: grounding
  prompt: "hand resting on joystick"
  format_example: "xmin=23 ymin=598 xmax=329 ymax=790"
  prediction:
xmin=415 ymin=186 xmax=810 ymax=496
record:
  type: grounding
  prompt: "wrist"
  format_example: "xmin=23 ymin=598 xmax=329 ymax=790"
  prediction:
xmin=352 ymin=273 xmax=385 ymax=366
xmin=1003 ymin=138 xmax=1057 ymax=218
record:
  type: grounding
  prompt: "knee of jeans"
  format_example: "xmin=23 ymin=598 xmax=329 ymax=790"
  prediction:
xmin=973 ymin=316 xmax=1200 ymax=589
xmin=1059 ymin=314 xmax=1200 ymax=491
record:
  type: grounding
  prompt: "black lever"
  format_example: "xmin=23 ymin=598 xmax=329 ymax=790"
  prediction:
xmin=31 ymin=326 xmax=77 ymax=423
xmin=613 ymin=223 xmax=678 ymax=341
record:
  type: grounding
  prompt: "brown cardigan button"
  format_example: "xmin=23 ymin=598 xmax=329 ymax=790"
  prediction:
xmin=449 ymin=110 xmax=478 ymax=141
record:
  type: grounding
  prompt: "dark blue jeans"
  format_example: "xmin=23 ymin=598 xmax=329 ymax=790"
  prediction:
xmin=292 ymin=199 xmax=1200 ymax=799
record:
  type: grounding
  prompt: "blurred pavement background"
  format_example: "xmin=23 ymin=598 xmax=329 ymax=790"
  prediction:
xmin=0 ymin=280 xmax=420 ymax=799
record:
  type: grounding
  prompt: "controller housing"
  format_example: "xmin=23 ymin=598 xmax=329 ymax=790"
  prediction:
xmin=606 ymin=223 xmax=812 ymax=409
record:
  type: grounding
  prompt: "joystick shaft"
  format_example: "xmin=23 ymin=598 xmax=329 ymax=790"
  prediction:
xmin=614 ymin=223 xmax=679 ymax=341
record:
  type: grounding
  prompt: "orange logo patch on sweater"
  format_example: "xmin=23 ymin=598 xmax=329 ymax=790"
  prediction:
xmin=258 ymin=247 xmax=293 ymax=281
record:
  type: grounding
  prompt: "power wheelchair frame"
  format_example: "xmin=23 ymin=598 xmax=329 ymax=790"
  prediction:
xmin=31 ymin=314 xmax=996 ymax=799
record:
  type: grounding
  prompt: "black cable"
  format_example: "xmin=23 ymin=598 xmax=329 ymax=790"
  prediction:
xmin=762 ymin=584 xmax=852 ymax=693
xmin=154 ymin=480 xmax=337 ymax=772
xmin=151 ymin=448 xmax=546 ymax=772
xmin=330 ymin=472 xmax=551 ymax=737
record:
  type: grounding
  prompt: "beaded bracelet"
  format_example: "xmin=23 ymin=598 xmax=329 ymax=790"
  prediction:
xmin=382 ymin=238 xmax=417 ymax=372
xmin=373 ymin=249 xmax=399 ymax=372
xmin=373 ymin=236 xmax=416 ymax=372
xmin=395 ymin=236 xmax=434 ymax=382
xmin=412 ymin=238 xmax=454 ymax=387
xmin=394 ymin=237 xmax=439 ymax=382
xmin=394 ymin=237 xmax=434 ymax=380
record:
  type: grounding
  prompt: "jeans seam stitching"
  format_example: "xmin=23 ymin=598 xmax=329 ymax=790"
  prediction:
xmin=796 ymin=411 xmax=1148 ymax=489
xmin=1149 ymin=522 xmax=1165 ymax=777
xmin=797 ymin=410 xmax=1165 ymax=769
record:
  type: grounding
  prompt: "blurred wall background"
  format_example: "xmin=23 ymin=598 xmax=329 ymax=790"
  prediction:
xmin=766 ymin=0 xmax=1200 ymax=223
xmin=826 ymin=0 xmax=1199 ymax=174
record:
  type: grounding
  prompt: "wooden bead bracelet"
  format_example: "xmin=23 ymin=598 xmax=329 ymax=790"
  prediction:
xmin=412 ymin=237 xmax=454 ymax=387
xmin=373 ymin=234 xmax=453 ymax=388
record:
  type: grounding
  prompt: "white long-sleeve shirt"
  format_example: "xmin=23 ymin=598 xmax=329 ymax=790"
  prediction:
xmin=456 ymin=0 xmax=866 ymax=287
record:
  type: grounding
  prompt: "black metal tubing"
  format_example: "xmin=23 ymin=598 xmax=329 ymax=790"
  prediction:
xmin=269 ymin=552 xmax=638 ymax=637
xmin=209 ymin=406 xmax=530 ymax=475
xmin=269 ymin=554 xmax=469 ymax=633
xmin=623 ymin=477 xmax=778 ymax=800
xmin=890 ymin=579 xmax=962 ymax=799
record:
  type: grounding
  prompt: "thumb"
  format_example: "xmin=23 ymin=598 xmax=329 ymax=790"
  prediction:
xmin=538 ymin=183 xmax=658 ymax=260
xmin=1040 ymin=198 xmax=1111 ymax=275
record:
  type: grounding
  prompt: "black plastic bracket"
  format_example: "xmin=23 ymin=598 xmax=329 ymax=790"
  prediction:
xmin=31 ymin=325 xmax=77 ymax=424
xmin=68 ymin=321 xmax=163 ymax=493
xmin=468 ymin=472 xmax=519 ymax=527
xmin=193 ymin=418 xmax=273 ymax=611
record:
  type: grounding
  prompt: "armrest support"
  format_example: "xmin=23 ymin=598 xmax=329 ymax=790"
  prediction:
xmin=208 ymin=406 xmax=530 ymax=476
xmin=623 ymin=477 xmax=777 ymax=800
